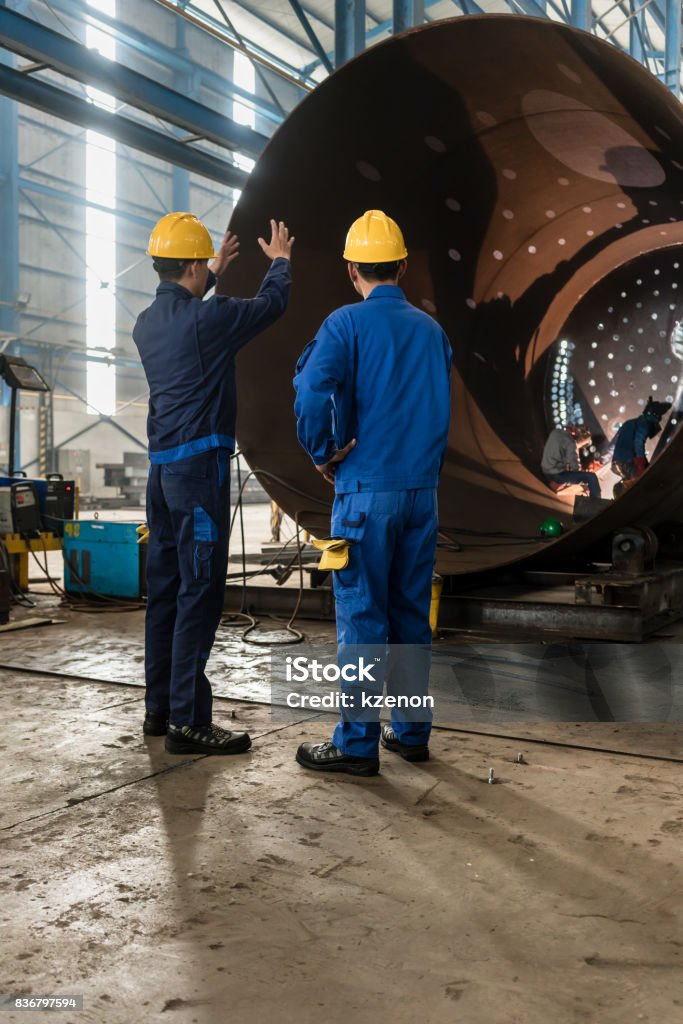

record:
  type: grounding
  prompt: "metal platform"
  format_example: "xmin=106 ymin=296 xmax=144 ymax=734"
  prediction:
xmin=225 ymin=562 xmax=683 ymax=642
xmin=438 ymin=565 xmax=683 ymax=642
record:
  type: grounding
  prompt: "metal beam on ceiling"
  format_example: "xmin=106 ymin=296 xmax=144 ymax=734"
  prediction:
xmin=151 ymin=0 xmax=315 ymax=90
xmin=664 ymin=0 xmax=681 ymax=95
xmin=0 ymin=8 xmax=268 ymax=158
xmin=571 ymin=0 xmax=592 ymax=28
xmin=392 ymin=0 xmax=425 ymax=33
xmin=288 ymin=0 xmax=334 ymax=72
xmin=0 ymin=64 xmax=248 ymax=188
xmin=335 ymin=0 xmax=366 ymax=66
xmin=33 ymin=0 xmax=284 ymax=126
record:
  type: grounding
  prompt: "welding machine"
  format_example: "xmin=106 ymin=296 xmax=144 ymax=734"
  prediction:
xmin=0 ymin=482 xmax=41 ymax=535
xmin=0 ymin=475 xmax=75 ymax=535
xmin=63 ymin=520 xmax=146 ymax=599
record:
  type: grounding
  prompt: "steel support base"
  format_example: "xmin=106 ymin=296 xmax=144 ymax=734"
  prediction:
xmin=439 ymin=564 xmax=683 ymax=642
xmin=225 ymin=562 xmax=683 ymax=642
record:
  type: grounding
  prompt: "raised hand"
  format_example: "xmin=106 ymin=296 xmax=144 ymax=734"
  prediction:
xmin=258 ymin=219 xmax=295 ymax=261
xmin=210 ymin=229 xmax=240 ymax=277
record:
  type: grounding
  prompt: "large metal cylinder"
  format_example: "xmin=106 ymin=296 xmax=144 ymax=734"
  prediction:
xmin=224 ymin=15 xmax=683 ymax=575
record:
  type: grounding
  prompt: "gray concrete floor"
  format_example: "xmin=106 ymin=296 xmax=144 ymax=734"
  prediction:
xmin=2 ymin=505 xmax=683 ymax=1023
xmin=2 ymin=614 xmax=683 ymax=1023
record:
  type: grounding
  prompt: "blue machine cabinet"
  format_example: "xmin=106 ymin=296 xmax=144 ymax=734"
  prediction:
xmin=63 ymin=520 xmax=146 ymax=599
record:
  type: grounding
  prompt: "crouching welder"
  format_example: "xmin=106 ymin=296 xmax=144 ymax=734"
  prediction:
xmin=134 ymin=212 xmax=294 ymax=755
xmin=293 ymin=210 xmax=452 ymax=776
xmin=611 ymin=396 xmax=672 ymax=497
xmin=541 ymin=422 xmax=600 ymax=497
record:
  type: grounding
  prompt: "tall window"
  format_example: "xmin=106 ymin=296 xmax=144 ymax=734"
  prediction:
xmin=85 ymin=0 xmax=116 ymax=416
xmin=232 ymin=52 xmax=255 ymax=201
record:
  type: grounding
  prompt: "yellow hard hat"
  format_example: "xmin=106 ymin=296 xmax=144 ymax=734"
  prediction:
xmin=343 ymin=210 xmax=407 ymax=263
xmin=146 ymin=212 xmax=215 ymax=259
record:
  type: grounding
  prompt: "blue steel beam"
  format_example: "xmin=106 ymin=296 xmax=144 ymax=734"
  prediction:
xmin=302 ymin=0 xmax=467 ymax=74
xmin=18 ymin=172 xmax=227 ymax=237
xmin=0 ymin=64 xmax=248 ymax=188
xmin=335 ymin=0 xmax=366 ymax=66
xmin=152 ymin=0 xmax=314 ymax=91
xmin=664 ymin=0 xmax=681 ymax=95
xmin=0 ymin=48 xmax=18 ymax=414
xmin=629 ymin=0 xmax=645 ymax=62
xmin=0 ymin=7 xmax=268 ymax=158
xmin=39 ymin=0 xmax=284 ymax=126
xmin=392 ymin=0 xmax=424 ymax=33
xmin=571 ymin=0 xmax=591 ymax=26
xmin=288 ymin=0 xmax=334 ymax=72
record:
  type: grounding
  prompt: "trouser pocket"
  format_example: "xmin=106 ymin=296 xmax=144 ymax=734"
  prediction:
xmin=193 ymin=541 xmax=214 ymax=581
xmin=192 ymin=507 xmax=218 ymax=581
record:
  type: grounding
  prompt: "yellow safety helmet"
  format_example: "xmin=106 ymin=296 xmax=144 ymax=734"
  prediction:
xmin=343 ymin=209 xmax=407 ymax=263
xmin=146 ymin=212 xmax=215 ymax=259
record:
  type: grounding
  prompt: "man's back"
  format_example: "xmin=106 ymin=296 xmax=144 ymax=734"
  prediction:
xmin=541 ymin=428 xmax=576 ymax=475
xmin=294 ymin=285 xmax=452 ymax=492
xmin=134 ymin=259 xmax=290 ymax=459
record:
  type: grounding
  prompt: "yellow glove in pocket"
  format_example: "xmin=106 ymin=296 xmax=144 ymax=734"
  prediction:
xmin=136 ymin=524 xmax=150 ymax=545
xmin=310 ymin=537 xmax=352 ymax=571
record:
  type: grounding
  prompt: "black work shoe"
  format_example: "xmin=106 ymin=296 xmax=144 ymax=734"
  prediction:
xmin=381 ymin=725 xmax=430 ymax=762
xmin=143 ymin=711 xmax=169 ymax=736
xmin=296 ymin=741 xmax=379 ymax=777
xmin=165 ymin=723 xmax=251 ymax=756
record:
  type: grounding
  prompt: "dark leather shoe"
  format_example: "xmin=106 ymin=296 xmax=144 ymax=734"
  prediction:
xmin=381 ymin=725 xmax=429 ymax=762
xmin=296 ymin=741 xmax=379 ymax=776
xmin=143 ymin=711 xmax=169 ymax=736
xmin=165 ymin=723 xmax=251 ymax=756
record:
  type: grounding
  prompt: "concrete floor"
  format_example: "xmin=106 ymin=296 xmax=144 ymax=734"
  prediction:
xmin=2 ymin=505 xmax=683 ymax=1023
xmin=3 ymin=611 xmax=683 ymax=1023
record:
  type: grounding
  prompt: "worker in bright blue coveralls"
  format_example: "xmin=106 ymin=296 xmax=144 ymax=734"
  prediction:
xmin=133 ymin=212 xmax=294 ymax=756
xmin=293 ymin=210 xmax=452 ymax=777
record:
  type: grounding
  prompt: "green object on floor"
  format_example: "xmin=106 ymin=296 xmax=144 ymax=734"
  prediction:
xmin=539 ymin=517 xmax=564 ymax=537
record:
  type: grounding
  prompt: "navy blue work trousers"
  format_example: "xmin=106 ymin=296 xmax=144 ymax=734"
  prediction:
xmin=547 ymin=471 xmax=601 ymax=498
xmin=145 ymin=448 xmax=231 ymax=727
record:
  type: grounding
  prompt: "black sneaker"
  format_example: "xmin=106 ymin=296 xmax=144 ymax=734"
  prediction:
xmin=296 ymin=741 xmax=379 ymax=777
xmin=143 ymin=711 xmax=169 ymax=736
xmin=165 ymin=723 xmax=251 ymax=756
xmin=381 ymin=725 xmax=429 ymax=762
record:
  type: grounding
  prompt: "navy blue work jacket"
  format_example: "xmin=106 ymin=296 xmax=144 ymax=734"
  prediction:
xmin=133 ymin=259 xmax=291 ymax=463
xmin=613 ymin=414 xmax=657 ymax=462
xmin=293 ymin=285 xmax=452 ymax=493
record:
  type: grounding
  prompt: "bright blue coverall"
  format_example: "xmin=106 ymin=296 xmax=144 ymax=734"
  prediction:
xmin=293 ymin=285 xmax=452 ymax=757
xmin=133 ymin=260 xmax=291 ymax=727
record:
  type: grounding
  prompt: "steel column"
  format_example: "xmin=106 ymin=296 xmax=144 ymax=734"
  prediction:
xmin=570 ymin=0 xmax=591 ymax=30
xmin=392 ymin=0 xmax=424 ymax=33
xmin=172 ymin=18 xmax=190 ymax=214
xmin=335 ymin=0 xmax=365 ymax=67
xmin=664 ymin=0 xmax=681 ymax=95
xmin=629 ymin=0 xmax=645 ymax=63
xmin=0 ymin=46 xmax=18 ymax=423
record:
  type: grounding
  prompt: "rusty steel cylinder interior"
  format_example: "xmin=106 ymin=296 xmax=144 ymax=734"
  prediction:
xmin=223 ymin=14 xmax=683 ymax=576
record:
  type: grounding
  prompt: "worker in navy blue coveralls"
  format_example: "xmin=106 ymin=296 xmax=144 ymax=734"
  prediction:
xmin=611 ymin=396 xmax=671 ymax=497
xmin=293 ymin=211 xmax=452 ymax=777
xmin=133 ymin=212 xmax=294 ymax=756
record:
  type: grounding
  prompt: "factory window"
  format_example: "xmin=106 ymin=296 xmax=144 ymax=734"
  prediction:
xmin=232 ymin=52 xmax=256 ymax=202
xmin=85 ymin=0 xmax=116 ymax=417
